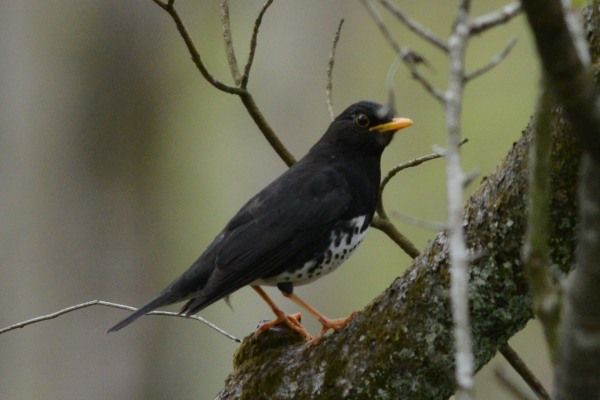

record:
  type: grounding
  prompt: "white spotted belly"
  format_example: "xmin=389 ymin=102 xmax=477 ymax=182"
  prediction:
xmin=257 ymin=215 xmax=369 ymax=286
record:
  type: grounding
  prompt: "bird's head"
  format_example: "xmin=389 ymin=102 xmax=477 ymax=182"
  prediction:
xmin=317 ymin=101 xmax=413 ymax=156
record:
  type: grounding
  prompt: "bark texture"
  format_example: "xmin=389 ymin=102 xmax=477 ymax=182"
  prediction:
xmin=520 ymin=1 xmax=600 ymax=398
xmin=521 ymin=0 xmax=600 ymax=163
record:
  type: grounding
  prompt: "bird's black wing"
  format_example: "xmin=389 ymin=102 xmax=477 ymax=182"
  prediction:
xmin=179 ymin=164 xmax=353 ymax=314
xmin=108 ymin=163 xmax=352 ymax=332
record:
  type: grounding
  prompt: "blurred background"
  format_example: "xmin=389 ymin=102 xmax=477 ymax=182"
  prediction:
xmin=0 ymin=1 xmax=547 ymax=399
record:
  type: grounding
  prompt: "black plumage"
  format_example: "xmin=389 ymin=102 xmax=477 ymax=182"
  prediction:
xmin=108 ymin=101 xmax=412 ymax=337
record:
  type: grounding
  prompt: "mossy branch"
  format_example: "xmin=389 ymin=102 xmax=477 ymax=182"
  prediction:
xmin=216 ymin=101 xmax=580 ymax=400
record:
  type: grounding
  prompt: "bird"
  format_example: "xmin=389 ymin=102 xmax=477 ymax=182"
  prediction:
xmin=108 ymin=101 xmax=413 ymax=340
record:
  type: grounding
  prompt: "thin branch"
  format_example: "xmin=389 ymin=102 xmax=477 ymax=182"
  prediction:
xmin=160 ymin=2 xmax=243 ymax=95
xmin=499 ymin=344 xmax=551 ymax=400
xmin=384 ymin=54 xmax=404 ymax=111
xmin=377 ymin=139 xmax=468 ymax=219
xmin=469 ymin=2 xmax=522 ymax=35
xmin=390 ymin=210 xmax=446 ymax=231
xmin=495 ymin=367 xmax=538 ymax=400
xmin=239 ymin=91 xmax=296 ymax=166
xmin=241 ymin=0 xmax=274 ymax=88
xmin=446 ymin=1 xmax=474 ymax=398
xmin=361 ymin=0 xmax=446 ymax=104
xmin=219 ymin=0 xmax=242 ymax=85
xmin=465 ymin=38 xmax=517 ymax=82
xmin=522 ymin=88 xmax=561 ymax=364
xmin=151 ymin=0 xmax=168 ymax=10
xmin=0 ymin=300 xmax=241 ymax=343
xmin=153 ymin=0 xmax=295 ymax=167
xmin=371 ymin=215 xmax=420 ymax=258
xmin=326 ymin=19 xmax=344 ymax=121
xmin=378 ymin=0 xmax=449 ymax=53
xmin=521 ymin=0 xmax=600 ymax=161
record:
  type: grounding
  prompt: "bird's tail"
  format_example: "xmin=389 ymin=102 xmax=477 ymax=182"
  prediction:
xmin=107 ymin=294 xmax=172 ymax=333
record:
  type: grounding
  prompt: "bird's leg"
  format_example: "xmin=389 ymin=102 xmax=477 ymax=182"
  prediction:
xmin=282 ymin=292 xmax=357 ymax=337
xmin=251 ymin=285 xmax=312 ymax=340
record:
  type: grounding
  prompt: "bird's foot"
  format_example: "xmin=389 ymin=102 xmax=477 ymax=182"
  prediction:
xmin=256 ymin=311 xmax=313 ymax=341
xmin=306 ymin=311 xmax=358 ymax=346
xmin=318 ymin=311 xmax=357 ymax=335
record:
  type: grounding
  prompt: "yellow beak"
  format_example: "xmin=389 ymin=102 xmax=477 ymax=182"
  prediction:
xmin=369 ymin=117 xmax=414 ymax=133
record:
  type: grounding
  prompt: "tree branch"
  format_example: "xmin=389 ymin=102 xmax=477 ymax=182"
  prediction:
xmin=0 ymin=300 xmax=240 ymax=343
xmin=494 ymin=367 xmax=538 ymax=400
xmin=521 ymin=1 xmax=600 ymax=398
xmin=499 ymin=344 xmax=551 ymax=400
xmin=219 ymin=0 xmax=242 ymax=85
xmin=465 ymin=38 xmax=517 ymax=82
xmin=215 ymin=95 xmax=580 ymax=400
xmin=238 ymin=91 xmax=296 ymax=167
xmin=326 ymin=19 xmax=344 ymax=121
xmin=241 ymin=0 xmax=274 ymax=88
xmin=522 ymin=88 xmax=561 ymax=364
xmin=152 ymin=0 xmax=296 ymax=167
xmin=469 ymin=2 xmax=522 ymax=35
xmin=371 ymin=215 xmax=420 ymax=258
xmin=377 ymin=0 xmax=449 ymax=53
xmin=361 ymin=0 xmax=446 ymax=104
xmin=445 ymin=1 xmax=474 ymax=397
xmin=377 ymin=138 xmax=468 ymax=220
xmin=521 ymin=0 xmax=600 ymax=163
xmin=161 ymin=2 xmax=242 ymax=94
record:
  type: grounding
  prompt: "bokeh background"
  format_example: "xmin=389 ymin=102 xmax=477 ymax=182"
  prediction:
xmin=0 ymin=1 xmax=548 ymax=399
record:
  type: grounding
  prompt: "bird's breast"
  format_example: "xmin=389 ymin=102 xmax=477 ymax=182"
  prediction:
xmin=257 ymin=215 xmax=369 ymax=286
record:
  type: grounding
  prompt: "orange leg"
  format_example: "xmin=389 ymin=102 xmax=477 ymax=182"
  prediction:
xmin=251 ymin=286 xmax=312 ymax=340
xmin=282 ymin=292 xmax=357 ymax=337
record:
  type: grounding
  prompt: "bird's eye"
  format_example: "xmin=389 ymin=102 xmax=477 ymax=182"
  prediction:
xmin=354 ymin=113 xmax=370 ymax=128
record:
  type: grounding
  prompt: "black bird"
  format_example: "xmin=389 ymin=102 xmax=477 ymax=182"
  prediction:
xmin=108 ymin=101 xmax=413 ymax=340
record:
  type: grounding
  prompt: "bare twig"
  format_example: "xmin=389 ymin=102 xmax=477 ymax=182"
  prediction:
xmin=153 ymin=0 xmax=295 ymax=167
xmin=500 ymin=344 xmax=551 ymax=400
xmin=371 ymin=215 xmax=420 ymax=258
xmin=384 ymin=54 xmax=404 ymax=111
xmin=523 ymin=88 xmax=561 ymax=363
xmin=161 ymin=2 xmax=243 ymax=95
xmin=326 ymin=19 xmax=344 ymax=121
xmin=465 ymin=38 xmax=517 ymax=82
xmin=241 ymin=0 xmax=274 ymax=88
xmin=377 ymin=138 xmax=468 ymax=219
xmin=495 ymin=367 xmax=538 ymax=400
xmin=151 ymin=0 xmax=168 ymax=10
xmin=361 ymin=0 xmax=446 ymax=104
xmin=0 ymin=300 xmax=241 ymax=343
xmin=377 ymin=139 xmax=468 ymax=222
xmin=445 ymin=1 xmax=474 ymax=399
xmin=469 ymin=2 xmax=522 ymax=35
xmin=390 ymin=210 xmax=446 ymax=231
xmin=378 ymin=0 xmax=449 ymax=52
xmin=219 ymin=0 xmax=242 ymax=85
xmin=238 ymin=91 xmax=296 ymax=166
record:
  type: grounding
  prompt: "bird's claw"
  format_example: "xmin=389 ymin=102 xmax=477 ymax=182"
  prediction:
xmin=256 ymin=311 xmax=313 ymax=340
xmin=302 ymin=312 xmax=358 ymax=346
xmin=318 ymin=311 xmax=358 ymax=336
